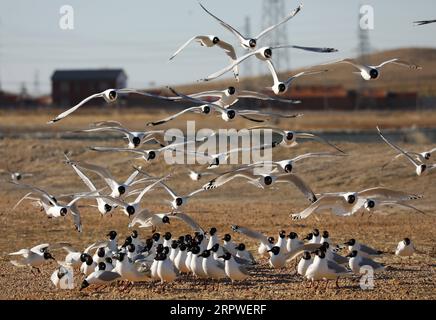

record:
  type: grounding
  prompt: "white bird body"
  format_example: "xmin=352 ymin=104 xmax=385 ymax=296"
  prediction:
xmin=157 ymin=256 xmax=178 ymax=283
xmin=395 ymin=239 xmax=415 ymax=257
xmin=202 ymin=253 xmax=226 ymax=280
xmin=297 ymin=254 xmax=313 ymax=276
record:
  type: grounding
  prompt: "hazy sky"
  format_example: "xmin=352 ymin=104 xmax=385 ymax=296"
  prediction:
xmin=0 ymin=0 xmax=435 ymax=94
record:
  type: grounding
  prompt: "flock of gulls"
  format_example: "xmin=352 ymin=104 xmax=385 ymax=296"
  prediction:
xmin=4 ymin=2 xmax=435 ymax=293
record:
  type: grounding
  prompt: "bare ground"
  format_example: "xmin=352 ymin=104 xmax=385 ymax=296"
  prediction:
xmin=0 ymin=110 xmax=435 ymax=300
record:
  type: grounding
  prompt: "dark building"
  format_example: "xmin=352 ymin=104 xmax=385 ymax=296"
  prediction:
xmin=51 ymin=69 xmax=127 ymax=107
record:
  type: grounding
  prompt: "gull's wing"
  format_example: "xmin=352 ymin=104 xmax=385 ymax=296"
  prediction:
xmin=377 ymin=127 xmax=422 ymax=167
xmin=357 ymin=187 xmax=422 ymax=201
xmin=169 ymin=35 xmax=208 ymax=60
xmin=198 ymin=3 xmax=246 ymax=44
xmin=322 ymin=58 xmax=366 ymax=72
xmin=275 ymin=173 xmax=317 ymax=203
xmin=30 ymin=243 xmax=50 ymax=254
xmin=284 ymin=70 xmax=328 ymax=86
xmin=292 ymin=152 xmax=346 ymax=163
xmin=133 ymin=176 xmax=168 ymax=204
xmin=216 ymin=40 xmax=238 ymax=60
xmin=272 ymin=45 xmax=338 ymax=53
xmin=414 ymin=19 xmax=436 ymax=26
xmin=202 ymin=169 xmax=258 ymax=190
xmin=159 ymin=182 xmax=178 ymax=199
xmin=10 ymin=182 xmax=55 ymax=206
xmin=327 ymin=260 xmax=350 ymax=274
xmin=237 ymin=109 xmax=302 ymax=119
xmin=295 ymin=132 xmax=344 ymax=153
xmin=84 ymin=240 xmax=109 ymax=253
xmin=64 ymin=159 xmax=117 ymax=190
xmin=378 ymin=201 xmax=426 ymax=214
xmin=358 ymin=244 xmax=382 ymax=256
xmin=172 ymin=212 xmax=205 ymax=234
xmin=116 ymin=88 xmax=174 ymax=101
xmin=124 ymin=168 xmax=141 ymax=186
xmin=146 ymin=106 xmax=205 ymax=126
xmin=188 ymin=90 xmax=226 ymax=99
xmin=256 ymin=4 xmax=303 ymax=39
xmin=91 ymin=120 xmax=123 ymax=128
xmin=130 ymin=209 xmax=154 ymax=226
xmin=283 ymin=243 xmax=323 ymax=261
xmin=358 ymin=256 xmax=384 ymax=269
xmin=202 ymin=50 xmax=258 ymax=81
xmin=48 ymin=93 xmax=102 ymax=124
xmin=290 ymin=195 xmax=348 ymax=220
xmin=373 ymin=58 xmax=421 ymax=70
xmin=231 ymin=225 xmax=270 ymax=247
xmin=265 ymin=60 xmax=280 ymax=87
xmin=75 ymin=126 xmax=132 ymax=138
xmin=187 ymin=188 xmax=205 ymax=198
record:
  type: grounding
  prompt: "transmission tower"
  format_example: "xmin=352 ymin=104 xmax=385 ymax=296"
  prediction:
xmin=260 ymin=0 xmax=290 ymax=74
xmin=33 ymin=69 xmax=40 ymax=97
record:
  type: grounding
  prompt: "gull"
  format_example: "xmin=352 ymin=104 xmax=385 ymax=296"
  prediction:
xmin=48 ymin=88 xmax=173 ymax=123
xmin=157 ymin=252 xmax=179 ymax=284
xmin=128 ymin=209 xmax=171 ymax=231
xmin=414 ymin=19 xmax=436 ymax=26
xmin=12 ymin=182 xmax=87 ymax=232
xmin=222 ymin=234 xmax=238 ymax=256
xmin=346 ymin=251 xmax=385 ymax=274
xmin=287 ymin=232 xmax=304 ymax=252
xmin=61 ymin=241 xmax=109 ymax=268
xmin=343 ymin=239 xmax=383 ymax=258
xmin=111 ymin=252 xmax=151 ymax=285
xmin=291 ymin=187 xmax=422 ymax=220
xmin=80 ymin=254 xmax=97 ymax=276
xmin=297 ymin=251 xmax=313 ymax=276
xmin=202 ymin=45 xmax=337 ymax=82
xmin=203 ymin=169 xmax=317 ymax=203
xmin=207 ymin=227 xmax=219 ymax=250
xmin=65 ymin=156 xmax=113 ymax=215
xmin=395 ymin=238 xmax=416 ymax=257
xmin=266 ymin=60 xmax=328 ymax=95
xmin=305 ymin=249 xmax=352 ymax=288
xmin=231 ymin=224 xmax=273 ymax=256
xmin=323 ymin=58 xmax=421 ymax=81
xmin=190 ymin=246 xmax=208 ymax=279
xmin=90 ymin=140 xmax=190 ymax=163
xmin=235 ymin=243 xmax=256 ymax=265
xmin=0 ymin=168 xmax=33 ymax=182
xmin=170 ymin=35 xmax=240 ymax=81
xmin=163 ymin=232 xmax=172 ymax=248
xmin=9 ymin=243 xmax=55 ymax=272
xmin=174 ymin=243 xmax=189 ymax=273
xmin=169 ymin=241 xmax=179 ymax=262
xmin=377 ymin=126 xmax=435 ymax=176
xmin=382 ymin=147 xmax=436 ymax=169
xmin=199 ymin=2 xmax=303 ymax=50
xmin=248 ymin=126 xmax=344 ymax=152
xmin=159 ymin=182 xmax=204 ymax=210
xmin=90 ymin=176 xmax=167 ymax=216
xmin=50 ymin=263 xmax=74 ymax=289
xmin=218 ymin=252 xmax=250 ymax=283
xmin=275 ymin=230 xmax=288 ymax=252
xmin=201 ymin=249 xmax=227 ymax=280
xmin=171 ymin=85 xmax=300 ymax=109
xmin=64 ymin=158 xmax=148 ymax=198
xmin=320 ymin=242 xmax=349 ymax=265
xmin=80 ymin=262 xmax=121 ymax=291
xmin=247 ymin=152 xmax=346 ymax=173
xmin=320 ymin=231 xmax=331 ymax=245
xmin=74 ymin=121 xmax=167 ymax=149
xmin=303 ymin=229 xmax=321 ymax=244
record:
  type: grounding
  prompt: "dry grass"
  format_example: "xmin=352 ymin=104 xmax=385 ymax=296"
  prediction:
xmin=0 ymin=111 xmax=435 ymax=300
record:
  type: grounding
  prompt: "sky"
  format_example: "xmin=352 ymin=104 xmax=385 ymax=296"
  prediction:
xmin=0 ymin=0 xmax=435 ymax=95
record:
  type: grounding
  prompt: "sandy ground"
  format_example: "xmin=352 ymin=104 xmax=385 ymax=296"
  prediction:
xmin=0 ymin=110 xmax=435 ymax=300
